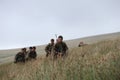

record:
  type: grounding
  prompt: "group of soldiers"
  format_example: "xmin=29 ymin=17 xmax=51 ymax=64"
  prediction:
xmin=14 ymin=46 xmax=37 ymax=63
xmin=14 ymin=35 xmax=68 ymax=63
xmin=14 ymin=35 xmax=90 ymax=63
xmin=45 ymin=35 xmax=68 ymax=59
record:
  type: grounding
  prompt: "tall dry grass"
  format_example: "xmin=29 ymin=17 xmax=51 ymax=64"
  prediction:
xmin=0 ymin=39 xmax=120 ymax=80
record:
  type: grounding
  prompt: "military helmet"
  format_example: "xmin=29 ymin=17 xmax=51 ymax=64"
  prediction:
xmin=51 ymin=39 xmax=54 ymax=42
xmin=58 ymin=35 xmax=63 ymax=40
xmin=33 ymin=46 xmax=36 ymax=50
xmin=29 ymin=47 xmax=33 ymax=49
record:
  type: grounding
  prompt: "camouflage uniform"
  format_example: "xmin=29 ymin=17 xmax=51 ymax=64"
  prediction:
xmin=27 ymin=47 xmax=37 ymax=60
xmin=28 ymin=51 xmax=37 ymax=59
xmin=54 ymin=42 xmax=68 ymax=58
xmin=25 ymin=50 xmax=31 ymax=60
xmin=14 ymin=51 xmax=25 ymax=63
xmin=45 ymin=43 xmax=55 ymax=57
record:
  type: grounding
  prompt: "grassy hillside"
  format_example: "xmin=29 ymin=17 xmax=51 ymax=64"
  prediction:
xmin=66 ymin=32 xmax=120 ymax=48
xmin=0 ymin=32 xmax=120 ymax=64
xmin=0 ymin=39 xmax=120 ymax=80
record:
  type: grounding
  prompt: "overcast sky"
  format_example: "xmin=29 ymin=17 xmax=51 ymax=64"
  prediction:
xmin=0 ymin=0 xmax=120 ymax=49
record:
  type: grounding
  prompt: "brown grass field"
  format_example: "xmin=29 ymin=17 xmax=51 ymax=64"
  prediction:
xmin=0 ymin=32 xmax=120 ymax=80
xmin=0 ymin=39 xmax=120 ymax=80
xmin=0 ymin=32 xmax=120 ymax=65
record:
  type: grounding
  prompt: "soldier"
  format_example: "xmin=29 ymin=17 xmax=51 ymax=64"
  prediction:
xmin=78 ymin=43 xmax=80 ymax=47
xmin=26 ymin=47 xmax=33 ymax=60
xmin=78 ymin=42 xmax=88 ymax=47
xmin=78 ymin=42 xmax=83 ymax=47
xmin=45 ymin=39 xmax=55 ymax=57
xmin=54 ymin=36 xmax=68 ymax=59
xmin=28 ymin=46 xmax=37 ymax=60
xmin=14 ymin=48 xmax=26 ymax=63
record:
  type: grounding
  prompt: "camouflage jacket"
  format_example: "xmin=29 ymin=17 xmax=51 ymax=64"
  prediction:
xmin=54 ymin=42 xmax=68 ymax=53
xmin=45 ymin=43 xmax=55 ymax=52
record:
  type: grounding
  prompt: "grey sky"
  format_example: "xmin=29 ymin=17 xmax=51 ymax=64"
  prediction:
xmin=0 ymin=0 xmax=120 ymax=49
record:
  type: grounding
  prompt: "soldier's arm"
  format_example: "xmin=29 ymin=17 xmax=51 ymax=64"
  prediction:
xmin=54 ymin=44 xmax=59 ymax=55
xmin=15 ymin=52 xmax=19 ymax=60
xmin=64 ymin=42 xmax=68 ymax=50
xmin=35 ymin=52 xmax=37 ymax=57
xmin=45 ymin=44 xmax=49 ymax=52
xmin=54 ymin=44 xmax=58 ymax=52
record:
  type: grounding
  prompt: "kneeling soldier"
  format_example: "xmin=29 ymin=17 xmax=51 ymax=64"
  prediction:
xmin=28 ymin=47 xmax=37 ymax=60
xmin=14 ymin=48 xmax=26 ymax=63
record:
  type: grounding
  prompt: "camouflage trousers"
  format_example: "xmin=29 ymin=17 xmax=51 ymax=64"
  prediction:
xmin=53 ymin=51 xmax=68 ymax=59
xmin=46 ymin=51 xmax=52 ymax=57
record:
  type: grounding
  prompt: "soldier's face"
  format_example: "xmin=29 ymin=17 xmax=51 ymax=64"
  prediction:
xmin=51 ymin=41 xmax=54 ymax=44
xmin=58 ymin=38 xmax=62 ymax=43
xmin=32 ymin=48 xmax=36 ymax=51
xmin=30 ymin=49 xmax=32 ymax=51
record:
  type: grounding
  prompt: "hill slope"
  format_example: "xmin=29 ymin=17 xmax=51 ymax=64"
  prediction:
xmin=0 ymin=39 xmax=120 ymax=80
xmin=66 ymin=32 xmax=120 ymax=48
xmin=0 ymin=32 xmax=120 ymax=64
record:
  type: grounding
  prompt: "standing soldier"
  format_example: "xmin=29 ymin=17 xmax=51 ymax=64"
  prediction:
xmin=45 ymin=39 xmax=55 ymax=57
xmin=54 ymin=36 xmax=68 ymax=59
